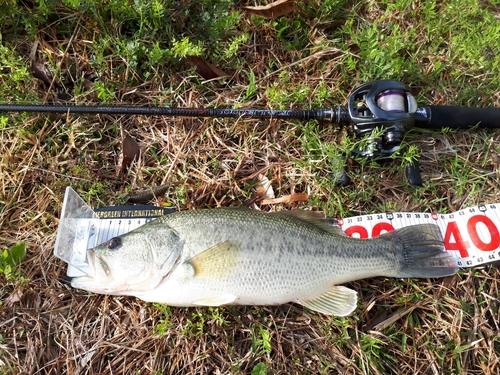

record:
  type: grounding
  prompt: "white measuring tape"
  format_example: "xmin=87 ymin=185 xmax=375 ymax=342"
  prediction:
xmin=54 ymin=187 xmax=500 ymax=277
xmin=337 ymin=206 xmax=500 ymax=268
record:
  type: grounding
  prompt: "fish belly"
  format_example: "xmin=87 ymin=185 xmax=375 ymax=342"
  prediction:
xmin=138 ymin=246 xmax=375 ymax=307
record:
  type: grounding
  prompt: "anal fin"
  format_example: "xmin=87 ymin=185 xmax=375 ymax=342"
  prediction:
xmin=298 ymin=286 xmax=358 ymax=316
xmin=193 ymin=294 xmax=237 ymax=306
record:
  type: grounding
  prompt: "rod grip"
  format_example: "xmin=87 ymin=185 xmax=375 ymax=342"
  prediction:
xmin=415 ymin=106 xmax=500 ymax=129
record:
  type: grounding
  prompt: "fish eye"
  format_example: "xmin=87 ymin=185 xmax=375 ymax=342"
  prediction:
xmin=107 ymin=237 xmax=121 ymax=251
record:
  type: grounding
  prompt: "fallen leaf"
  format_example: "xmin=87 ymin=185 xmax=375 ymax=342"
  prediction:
xmin=362 ymin=308 xmax=389 ymax=332
xmin=244 ymin=174 xmax=275 ymax=207
xmin=119 ymin=135 xmax=140 ymax=177
xmin=5 ymin=288 xmax=23 ymax=306
xmin=372 ymin=304 xmax=420 ymax=331
xmin=83 ymin=78 xmax=94 ymax=91
xmin=31 ymin=61 xmax=55 ymax=88
xmin=260 ymin=192 xmax=309 ymax=205
xmin=255 ymin=174 xmax=275 ymax=200
xmin=187 ymin=55 xmax=230 ymax=80
xmin=31 ymin=61 xmax=69 ymax=99
xmin=244 ymin=0 xmax=306 ymax=18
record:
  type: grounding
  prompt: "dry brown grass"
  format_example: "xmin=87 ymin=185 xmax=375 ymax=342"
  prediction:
xmin=1 ymin=1 xmax=500 ymax=374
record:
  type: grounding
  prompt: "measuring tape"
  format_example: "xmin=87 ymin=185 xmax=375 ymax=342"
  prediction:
xmin=54 ymin=187 xmax=500 ymax=277
xmin=337 ymin=206 xmax=500 ymax=268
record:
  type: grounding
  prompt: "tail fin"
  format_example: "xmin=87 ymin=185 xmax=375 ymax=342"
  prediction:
xmin=387 ymin=224 xmax=459 ymax=278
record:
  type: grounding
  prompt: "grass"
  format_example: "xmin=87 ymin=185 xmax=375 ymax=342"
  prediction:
xmin=1 ymin=0 xmax=500 ymax=373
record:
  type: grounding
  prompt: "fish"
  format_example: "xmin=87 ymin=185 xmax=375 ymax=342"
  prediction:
xmin=71 ymin=208 xmax=459 ymax=316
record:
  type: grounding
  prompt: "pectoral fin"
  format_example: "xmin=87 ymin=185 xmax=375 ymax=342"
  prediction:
xmin=298 ymin=286 xmax=358 ymax=316
xmin=193 ymin=294 xmax=238 ymax=306
xmin=187 ymin=240 xmax=240 ymax=280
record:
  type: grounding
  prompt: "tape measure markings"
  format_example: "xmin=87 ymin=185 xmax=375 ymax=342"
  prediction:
xmin=338 ymin=204 xmax=500 ymax=267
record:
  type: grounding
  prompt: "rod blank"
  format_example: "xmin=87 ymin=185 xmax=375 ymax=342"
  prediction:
xmin=0 ymin=104 xmax=344 ymax=123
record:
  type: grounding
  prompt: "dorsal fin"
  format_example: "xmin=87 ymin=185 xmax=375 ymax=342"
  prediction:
xmin=271 ymin=210 xmax=346 ymax=236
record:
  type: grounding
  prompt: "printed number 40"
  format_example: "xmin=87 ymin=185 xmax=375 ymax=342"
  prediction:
xmin=444 ymin=216 xmax=500 ymax=258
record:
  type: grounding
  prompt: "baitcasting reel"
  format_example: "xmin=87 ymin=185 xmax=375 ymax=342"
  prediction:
xmin=336 ymin=80 xmax=421 ymax=186
xmin=348 ymin=80 xmax=418 ymax=158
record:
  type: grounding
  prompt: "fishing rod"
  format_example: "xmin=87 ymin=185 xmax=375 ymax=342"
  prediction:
xmin=2 ymin=80 xmax=499 ymax=185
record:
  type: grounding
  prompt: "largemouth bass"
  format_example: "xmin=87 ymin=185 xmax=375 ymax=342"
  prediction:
xmin=71 ymin=208 xmax=458 ymax=316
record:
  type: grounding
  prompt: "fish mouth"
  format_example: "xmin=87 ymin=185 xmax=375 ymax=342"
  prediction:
xmin=71 ymin=249 xmax=115 ymax=292
xmin=86 ymin=248 xmax=96 ymax=274
xmin=69 ymin=249 xmax=99 ymax=286
xmin=85 ymin=248 xmax=111 ymax=280
xmin=71 ymin=249 xmax=137 ymax=295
